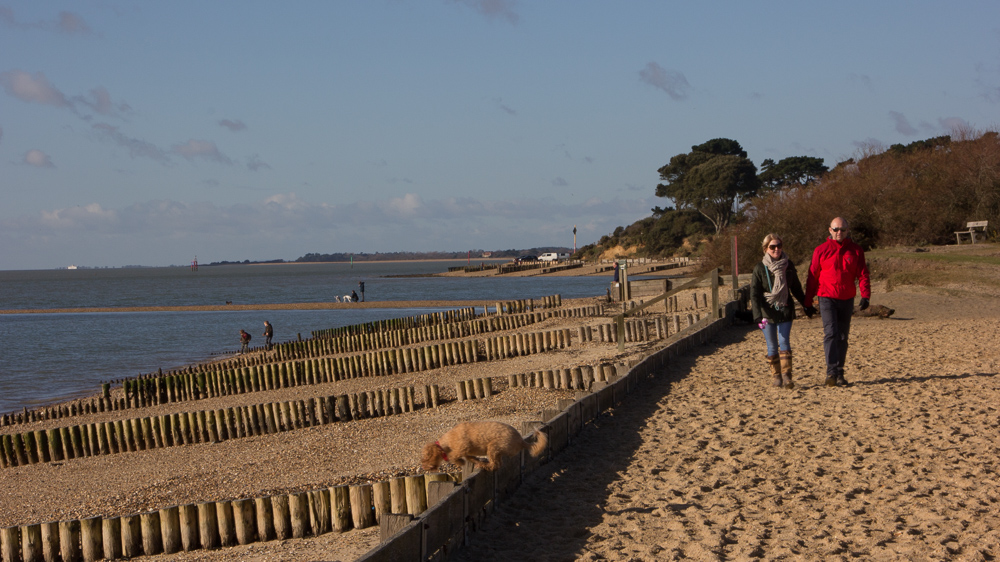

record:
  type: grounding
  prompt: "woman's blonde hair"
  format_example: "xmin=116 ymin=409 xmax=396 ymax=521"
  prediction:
xmin=761 ymin=233 xmax=782 ymax=253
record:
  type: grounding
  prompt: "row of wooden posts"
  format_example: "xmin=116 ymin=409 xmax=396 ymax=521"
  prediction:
xmin=101 ymin=311 xmax=570 ymax=410
xmin=0 ymin=384 xmax=431 ymax=469
xmin=313 ymin=306 xmax=480 ymax=339
xmin=360 ymin=287 xmax=742 ymax=562
xmin=594 ymin=312 xmax=705 ymax=344
xmin=308 ymin=295 xmax=559 ymax=340
xmin=0 ymin=299 xmax=597 ymax=427
xmin=0 ymin=292 xmax=745 ymax=561
xmin=481 ymin=328 xmax=573 ymax=361
xmin=0 ymin=358 xmax=619 ymax=558
xmin=84 ymin=325 xmax=574 ymax=414
xmin=0 ymin=472 xmax=458 ymax=562
xmin=113 ymin=339 xmax=484 ymax=410
xmin=3 ymin=346 xmax=613 ymax=468
xmin=507 ymin=363 xmax=619 ymax=391
xmin=284 ymin=308 xmax=543 ymax=361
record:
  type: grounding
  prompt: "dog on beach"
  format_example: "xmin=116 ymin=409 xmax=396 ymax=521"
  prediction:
xmin=854 ymin=303 xmax=895 ymax=318
xmin=421 ymin=421 xmax=547 ymax=472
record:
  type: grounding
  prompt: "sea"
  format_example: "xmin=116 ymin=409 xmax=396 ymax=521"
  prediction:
xmin=0 ymin=261 xmax=611 ymax=415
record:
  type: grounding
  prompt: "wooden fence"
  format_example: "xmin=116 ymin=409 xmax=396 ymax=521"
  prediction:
xmin=359 ymin=286 xmax=749 ymax=561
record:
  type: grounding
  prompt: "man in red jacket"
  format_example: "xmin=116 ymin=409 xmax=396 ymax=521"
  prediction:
xmin=805 ymin=217 xmax=871 ymax=387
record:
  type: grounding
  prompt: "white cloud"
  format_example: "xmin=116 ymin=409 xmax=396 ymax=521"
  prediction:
xmin=639 ymin=62 xmax=690 ymax=101
xmin=5 ymin=193 xmax=653 ymax=239
xmin=24 ymin=149 xmax=55 ymax=168
xmin=171 ymin=139 xmax=233 ymax=165
xmin=385 ymin=193 xmax=423 ymax=216
xmin=0 ymin=70 xmax=69 ymax=107
xmin=40 ymin=203 xmax=115 ymax=228
xmin=263 ymin=193 xmax=310 ymax=210
xmin=1 ymin=71 xmax=129 ymax=119
xmin=1 ymin=193 xmax=658 ymax=268
xmin=938 ymin=117 xmax=971 ymax=132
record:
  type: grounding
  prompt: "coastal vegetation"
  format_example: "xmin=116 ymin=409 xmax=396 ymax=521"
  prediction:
xmin=581 ymin=129 xmax=1000 ymax=274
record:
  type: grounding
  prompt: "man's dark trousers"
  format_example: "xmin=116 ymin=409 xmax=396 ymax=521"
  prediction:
xmin=819 ymin=297 xmax=855 ymax=376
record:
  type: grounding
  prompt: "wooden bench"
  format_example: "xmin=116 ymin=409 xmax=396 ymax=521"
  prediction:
xmin=954 ymin=220 xmax=988 ymax=244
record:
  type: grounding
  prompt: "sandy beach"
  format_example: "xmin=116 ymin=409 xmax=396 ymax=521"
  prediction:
xmin=453 ymin=285 xmax=1000 ymax=561
xmin=4 ymin=248 xmax=1000 ymax=561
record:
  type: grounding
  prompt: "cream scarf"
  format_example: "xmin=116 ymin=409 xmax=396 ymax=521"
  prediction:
xmin=762 ymin=252 xmax=789 ymax=309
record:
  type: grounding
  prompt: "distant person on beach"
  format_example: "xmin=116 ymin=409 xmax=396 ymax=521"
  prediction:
xmin=263 ymin=321 xmax=273 ymax=349
xmin=239 ymin=329 xmax=251 ymax=353
xmin=359 ymin=281 xmax=365 ymax=302
xmin=805 ymin=217 xmax=871 ymax=387
xmin=351 ymin=290 xmax=359 ymax=302
xmin=750 ymin=233 xmax=813 ymax=389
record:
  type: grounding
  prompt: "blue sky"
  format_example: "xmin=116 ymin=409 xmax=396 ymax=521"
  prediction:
xmin=1 ymin=1 xmax=998 ymax=270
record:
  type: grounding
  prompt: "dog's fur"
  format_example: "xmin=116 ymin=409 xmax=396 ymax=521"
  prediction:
xmin=854 ymin=303 xmax=895 ymax=318
xmin=421 ymin=421 xmax=547 ymax=472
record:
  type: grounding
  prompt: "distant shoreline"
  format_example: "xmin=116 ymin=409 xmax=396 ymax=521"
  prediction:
xmin=216 ymin=258 xmax=513 ymax=267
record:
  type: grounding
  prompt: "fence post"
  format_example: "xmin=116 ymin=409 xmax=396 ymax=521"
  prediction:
xmin=712 ymin=267 xmax=720 ymax=319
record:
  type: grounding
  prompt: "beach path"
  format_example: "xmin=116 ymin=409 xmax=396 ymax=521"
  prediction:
xmin=453 ymin=287 xmax=1000 ymax=561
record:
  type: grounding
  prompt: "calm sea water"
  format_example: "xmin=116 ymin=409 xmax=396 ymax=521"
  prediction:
xmin=0 ymin=262 xmax=610 ymax=414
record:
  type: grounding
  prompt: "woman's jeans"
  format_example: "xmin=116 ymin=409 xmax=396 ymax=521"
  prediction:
xmin=761 ymin=319 xmax=792 ymax=356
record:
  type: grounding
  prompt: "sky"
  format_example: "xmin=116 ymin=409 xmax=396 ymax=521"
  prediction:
xmin=1 ymin=1 xmax=998 ymax=270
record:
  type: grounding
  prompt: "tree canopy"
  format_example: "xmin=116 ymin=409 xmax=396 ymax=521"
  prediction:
xmin=758 ymin=156 xmax=828 ymax=189
xmin=656 ymin=138 xmax=759 ymax=233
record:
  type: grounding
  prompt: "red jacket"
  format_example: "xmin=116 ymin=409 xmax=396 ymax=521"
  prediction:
xmin=805 ymin=237 xmax=871 ymax=306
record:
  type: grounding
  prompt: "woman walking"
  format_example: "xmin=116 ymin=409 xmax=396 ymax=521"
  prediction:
xmin=751 ymin=234 xmax=814 ymax=388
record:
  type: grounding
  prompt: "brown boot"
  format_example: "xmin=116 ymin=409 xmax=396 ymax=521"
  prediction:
xmin=779 ymin=351 xmax=794 ymax=389
xmin=767 ymin=355 xmax=782 ymax=387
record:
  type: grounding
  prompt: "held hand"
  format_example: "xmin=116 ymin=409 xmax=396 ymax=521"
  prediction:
xmin=757 ymin=318 xmax=768 ymax=330
xmin=859 ymin=297 xmax=870 ymax=311
xmin=803 ymin=306 xmax=817 ymax=318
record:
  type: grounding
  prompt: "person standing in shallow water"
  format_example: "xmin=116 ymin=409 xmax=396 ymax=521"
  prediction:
xmin=805 ymin=217 xmax=871 ymax=387
xmin=750 ymin=233 xmax=813 ymax=389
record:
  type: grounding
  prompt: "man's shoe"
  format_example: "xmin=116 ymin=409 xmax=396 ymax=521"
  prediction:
xmin=835 ymin=375 xmax=849 ymax=387
xmin=824 ymin=376 xmax=838 ymax=387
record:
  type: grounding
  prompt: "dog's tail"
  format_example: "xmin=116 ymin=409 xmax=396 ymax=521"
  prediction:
xmin=526 ymin=427 xmax=548 ymax=458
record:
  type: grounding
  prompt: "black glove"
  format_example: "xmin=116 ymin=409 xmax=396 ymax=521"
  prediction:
xmin=859 ymin=298 xmax=869 ymax=311
xmin=803 ymin=306 xmax=817 ymax=318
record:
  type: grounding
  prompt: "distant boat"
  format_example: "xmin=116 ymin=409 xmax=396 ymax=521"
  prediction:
xmin=67 ymin=265 xmax=78 ymax=270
